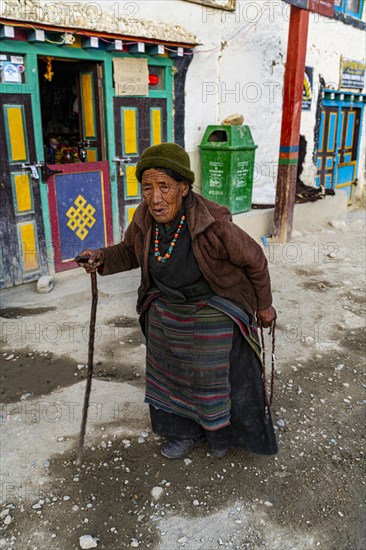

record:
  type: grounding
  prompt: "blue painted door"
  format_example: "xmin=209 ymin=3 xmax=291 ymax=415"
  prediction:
xmin=316 ymin=106 xmax=338 ymax=190
xmin=334 ymin=108 xmax=360 ymax=200
xmin=316 ymin=102 xmax=362 ymax=202
xmin=47 ymin=162 xmax=113 ymax=272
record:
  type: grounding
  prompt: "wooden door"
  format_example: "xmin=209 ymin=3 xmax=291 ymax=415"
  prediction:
xmin=316 ymin=106 xmax=338 ymax=190
xmin=334 ymin=107 xmax=361 ymax=201
xmin=113 ymin=97 xmax=167 ymax=236
xmin=46 ymin=161 xmax=113 ymax=271
xmin=45 ymin=61 xmax=113 ymax=272
xmin=0 ymin=94 xmax=47 ymax=287
xmin=316 ymin=103 xmax=362 ymax=201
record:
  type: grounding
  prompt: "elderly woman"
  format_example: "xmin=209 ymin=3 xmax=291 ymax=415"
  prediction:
xmin=78 ymin=142 xmax=277 ymax=459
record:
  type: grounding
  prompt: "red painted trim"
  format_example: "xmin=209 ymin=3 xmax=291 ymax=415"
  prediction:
xmin=46 ymin=166 xmax=63 ymax=272
xmin=101 ymin=161 xmax=114 ymax=247
xmin=47 ymin=161 xmax=113 ymax=272
xmin=274 ymin=6 xmax=310 ymax=242
xmin=280 ymin=6 xmax=310 ymax=149
xmin=308 ymin=0 xmax=334 ymax=17
xmin=279 ymin=151 xmax=299 ymax=160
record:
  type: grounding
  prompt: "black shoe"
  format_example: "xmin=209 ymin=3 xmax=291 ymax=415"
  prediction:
xmin=209 ymin=446 xmax=230 ymax=459
xmin=160 ymin=436 xmax=204 ymax=459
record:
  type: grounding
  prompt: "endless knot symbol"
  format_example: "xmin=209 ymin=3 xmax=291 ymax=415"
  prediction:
xmin=66 ymin=195 xmax=96 ymax=241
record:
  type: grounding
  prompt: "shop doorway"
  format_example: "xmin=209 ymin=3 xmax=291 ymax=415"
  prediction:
xmin=38 ymin=57 xmax=113 ymax=272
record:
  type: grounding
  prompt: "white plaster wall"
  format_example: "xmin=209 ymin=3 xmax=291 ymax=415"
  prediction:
xmin=87 ymin=1 xmax=365 ymax=202
xmin=130 ymin=0 xmax=290 ymax=203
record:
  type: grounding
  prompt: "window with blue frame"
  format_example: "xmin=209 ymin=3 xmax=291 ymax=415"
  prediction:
xmin=334 ymin=0 xmax=365 ymax=19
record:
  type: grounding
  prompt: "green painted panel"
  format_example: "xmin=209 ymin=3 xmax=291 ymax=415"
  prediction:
xmin=26 ymin=52 xmax=55 ymax=272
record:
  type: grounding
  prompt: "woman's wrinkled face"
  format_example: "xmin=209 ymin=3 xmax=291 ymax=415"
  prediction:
xmin=141 ymin=169 xmax=189 ymax=226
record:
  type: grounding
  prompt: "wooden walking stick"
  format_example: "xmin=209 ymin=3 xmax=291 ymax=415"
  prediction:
xmin=74 ymin=257 xmax=98 ymax=465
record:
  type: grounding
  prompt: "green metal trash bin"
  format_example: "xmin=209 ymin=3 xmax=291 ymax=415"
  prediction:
xmin=198 ymin=125 xmax=258 ymax=214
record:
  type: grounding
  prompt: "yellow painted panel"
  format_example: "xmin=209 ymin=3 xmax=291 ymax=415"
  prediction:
xmin=127 ymin=206 xmax=137 ymax=225
xmin=15 ymin=173 xmax=32 ymax=212
xmin=20 ymin=223 xmax=38 ymax=271
xmin=86 ymin=149 xmax=98 ymax=162
xmin=123 ymin=110 xmax=138 ymax=155
xmin=81 ymin=73 xmax=96 ymax=138
xmin=69 ymin=36 xmax=82 ymax=48
xmin=7 ymin=107 xmax=27 ymax=161
xmin=151 ymin=109 xmax=162 ymax=146
xmin=126 ymin=165 xmax=139 ymax=197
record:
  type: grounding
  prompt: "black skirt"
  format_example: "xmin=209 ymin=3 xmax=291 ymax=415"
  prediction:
xmin=149 ymin=323 xmax=278 ymax=456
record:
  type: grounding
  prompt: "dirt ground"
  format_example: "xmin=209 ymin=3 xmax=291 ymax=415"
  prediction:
xmin=0 ymin=207 xmax=365 ymax=550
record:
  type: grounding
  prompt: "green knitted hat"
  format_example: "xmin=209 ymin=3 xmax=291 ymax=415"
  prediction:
xmin=136 ymin=142 xmax=195 ymax=184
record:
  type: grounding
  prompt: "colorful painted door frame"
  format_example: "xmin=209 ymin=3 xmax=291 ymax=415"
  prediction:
xmin=316 ymin=90 xmax=365 ymax=202
xmin=47 ymin=161 xmax=113 ymax=271
xmin=0 ymin=92 xmax=48 ymax=286
xmin=113 ymin=97 xmax=168 ymax=235
xmin=0 ymin=38 xmax=174 ymax=285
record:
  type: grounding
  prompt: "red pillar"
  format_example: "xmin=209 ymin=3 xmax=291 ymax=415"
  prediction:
xmin=273 ymin=6 xmax=310 ymax=243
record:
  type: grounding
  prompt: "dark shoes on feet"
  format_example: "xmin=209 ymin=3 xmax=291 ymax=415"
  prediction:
xmin=160 ymin=436 xmax=204 ymax=459
xmin=160 ymin=436 xmax=230 ymax=459
xmin=209 ymin=446 xmax=230 ymax=459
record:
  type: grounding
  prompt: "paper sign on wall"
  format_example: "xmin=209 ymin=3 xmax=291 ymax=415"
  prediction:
xmin=340 ymin=58 xmax=365 ymax=90
xmin=113 ymin=58 xmax=149 ymax=97
xmin=302 ymin=66 xmax=313 ymax=111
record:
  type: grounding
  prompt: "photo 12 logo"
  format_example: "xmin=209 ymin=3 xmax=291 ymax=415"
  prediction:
xmin=2 ymin=2 xmax=140 ymax=26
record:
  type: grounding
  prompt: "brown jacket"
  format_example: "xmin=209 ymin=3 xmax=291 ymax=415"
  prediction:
xmin=101 ymin=192 xmax=272 ymax=316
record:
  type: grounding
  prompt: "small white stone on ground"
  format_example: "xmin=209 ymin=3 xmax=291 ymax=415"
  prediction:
xmin=32 ymin=503 xmax=42 ymax=510
xmin=137 ymin=437 xmax=145 ymax=444
xmin=130 ymin=540 xmax=139 ymax=548
xmin=264 ymin=501 xmax=273 ymax=507
xmin=0 ymin=510 xmax=9 ymax=519
xmin=193 ymin=499 xmax=200 ymax=506
xmin=4 ymin=515 xmax=12 ymax=525
xmin=178 ymin=536 xmax=188 ymax=543
xmin=20 ymin=392 xmax=32 ymax=400
xmin=151 ymin=487 xmax=164 ymax=501
xmin=184 ymin=458 xmax=192 ymax=466
xmin=79 ymin=534 xmax=98 ymax=549
xmin=141 ymin=431 xmax=149 ymax=438
xmin=77 ymin=364 xmax=85 ymax=370
xmin=36 ymin=275 xmax=54 ymax=293
xmin=338 ymin=511 xmax=344 ymax=517
xmin=5 ymin=354 xmax=14 ymax=361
